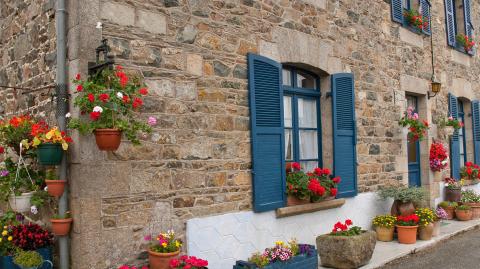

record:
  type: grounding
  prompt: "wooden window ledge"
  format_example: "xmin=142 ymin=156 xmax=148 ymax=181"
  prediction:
xmin=276 ymin=198 xmax=346 ymax=218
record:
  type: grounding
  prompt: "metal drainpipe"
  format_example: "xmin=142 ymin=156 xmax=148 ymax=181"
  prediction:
xmin=55 ymin=0 xmax=69 ymax=268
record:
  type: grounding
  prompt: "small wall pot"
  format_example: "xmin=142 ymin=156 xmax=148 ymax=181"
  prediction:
xmin=375 ymin=226 xmax=394 ymax=242
xmin=36 ymin=143 xmax=63 ymax=166
xmin=316 ymin=231 xmax=376 ymax=269
xmin=94 ymin=129 xmax=122 ymax=151
xmin=148 ymin=249 xmax=180 ymax=269
xmin=396 ymin=225 xmax=418 ymax=244
xmin=441 ymin=206 xmax=456 ymax=220
xmin=432 ymin=221 xmax=441 ymax=237
xmin=51 ymin=218 xmax=73 ymax=236
xmin=463 ymin=203 xmax=480 ymax=219
xmin=8 ymin=192 xmax=34 ymax=213
xmin=445 ymin=188 xmax=461 ymax=202
xmin=418 ymin=223 xmax=434 ymax=240
xmin=391 ymin=200 xmax=415 ymax=216
xmin=45 ymin=180 xmax=66 ymax=197
xmin=455 ymin=209 xmax=473 ymax=221
xmin=287 ymin=195 xmax=310 ymax=206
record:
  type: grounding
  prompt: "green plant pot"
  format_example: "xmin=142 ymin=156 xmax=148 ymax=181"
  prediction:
xmin=36 ymin=143 xmax=63 ymax=165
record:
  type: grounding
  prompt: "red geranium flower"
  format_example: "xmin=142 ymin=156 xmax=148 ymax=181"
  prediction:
xmin=90 ymin=111 xmax=101 ymax=121
xmin=99 ymin=93 xmax=110 ymax=103
xmin=330 ymin=188 xmax=338 ymax=197
xmin=132 ymin=98 xmax=143 ymax=109
xmin=88 ymin=93 xmax=95 ymax=103
xmin=345 ymin=219 xmax=352 ymax=226
xmin=76 ymin=85 xmax=83 ymax=92
xmin=139 ymin=88 xmax=148 ymax=95
xmin=122 ymin=95 xmax=130 ymax=104
xmin=332 ymin=177 xmax=341 ymax=184
xmin=75 ymin=73 xmax=81 ymax=80
xmin=0 ymin=146 xmax=4 ymax=154
xmin=291 ymin=162 xmax=301 ymax=171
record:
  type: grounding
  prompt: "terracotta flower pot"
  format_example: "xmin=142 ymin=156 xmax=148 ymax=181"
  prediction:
xmin=455 ymin=209 xmax=473 ymax=221
xmin=396 ymin=225 xmax=418 ymax=244
xmin=441 ymin=206 xmax=456 ymax=220
xmin=463 ymin=203 xmax=480 ymax=219
xmin=375 ymin=226 xmax=394 ymax=242
xmin=94 ymin=129 xmax=122 ymax=151
xmin=432 ymin=221 xmax=441 ymax=237
xmin=391 ymin=200 xmax=415 ymax=216
xmin=287 ymin=195 xmax=310 ymax=206
xmin=148 ymin=249 xmax=180 ymax=269
xmin=45 ymin=180 xmax=66 ymax=197
xmin=51 ymin=218 xmax=73 ymax=236
xmin=445 ymin=188 xmax=461 ymax=202
xmin=419 ymin=223 xmax=434 ymax=240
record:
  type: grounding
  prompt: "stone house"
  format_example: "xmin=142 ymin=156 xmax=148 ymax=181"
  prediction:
xmin=2 ymin=0 xmax=480 ymax=268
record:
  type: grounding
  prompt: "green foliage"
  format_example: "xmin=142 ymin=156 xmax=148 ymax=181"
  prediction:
xmin=438 ymin=201 xmax=458 ymax=208
xmin=330 ymin=226 xmax=362 ymax=236
xmin=248 ymin=252 xmax=269 ymax=268
xmin=52 ymin=211 xmax=71 ymax=219
xmin=30 ymin=191 xmax=50 ymax=208
xmin=0 ymin=158 xmax=44 ymax=201
xmin=286 ymin=171 xmax=310 ymax=200
xmin=45 ymin=168 xmax=57 ymax=180
xmin=456 ymin=204 xmax=471 ymax=211
xmin=461 ymin=190 xmax=480 ymax=203
xmin=377 ymin=186 xmax=428 ymax=204
xmin=414 ymin=208 xmax=435 ymax=227
xmin=13 ymin=251 xmax=43 ymax=267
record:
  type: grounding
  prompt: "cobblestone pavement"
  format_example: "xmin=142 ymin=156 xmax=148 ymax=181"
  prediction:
xmin=380 ymin=227 xmax=480 ymax=269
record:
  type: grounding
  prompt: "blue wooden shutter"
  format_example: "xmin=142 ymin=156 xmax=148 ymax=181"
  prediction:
xmin=421 ymin=0 xmax=431 ymax=35
xmin=445 ymin=0 xmax=456 ymax=46
xmin=247 ymin=53 xmax=285 ymax=212
xmin=449 ymin=93 xmax=461 ymax=179
xmin=391 ymin=0 xmax=403 ymax=23
xmin=472 ymin=101 xmax=480 ymax=164
xmin=463 ymin=0 xmax=474 ymax=55
xmin=332 ymin=73 xmax=357 ymax=198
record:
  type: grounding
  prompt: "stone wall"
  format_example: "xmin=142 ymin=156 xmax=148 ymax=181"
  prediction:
xmin=0 ymin=0 xmax=57 ymax=118
xmin=62 ymin=0 xmax=480 ymax=268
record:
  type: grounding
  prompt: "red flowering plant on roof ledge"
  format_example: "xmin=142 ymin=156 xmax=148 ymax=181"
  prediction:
xmin=399 ymin=106 xmax=429 ymax=142
xmin=68 ymin=66 xmax=153 ymax=150
xmin=429 ymin=142 xmax=448 ymax=172
xmin=286 ymin=163 xmax=340 ymax=204
xmin=169 ymin=255 xmax=208 ymax=269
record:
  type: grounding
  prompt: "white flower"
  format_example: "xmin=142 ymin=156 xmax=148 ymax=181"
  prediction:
xmin=30 ymin=205 xmax=38 ymax=215
xmin=65 ymin=112 xmax=71 ymax=118
xmin=93 ymin=106 xmax=103 ymax=113
xmin=116 ymin=92 xmax=123 ymax=99
xmin=44 ymin=186 xmax=48 ymax=191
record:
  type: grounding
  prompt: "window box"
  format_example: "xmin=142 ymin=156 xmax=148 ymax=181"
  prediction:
xmin=233 ymin=247 xmax=318 ymax=269
xmin=276 ymin=198 xmax=346 ymax=218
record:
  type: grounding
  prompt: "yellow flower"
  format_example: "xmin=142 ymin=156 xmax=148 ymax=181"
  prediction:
xmin=1 ymin=230 xmax=7 ymax=236
xmin=161 ymin=242 xmax=167 ymax=248
xmin=0 ymin=238 xmax=2 ymax=242
xmin=175 ymin=241 xmax=181 ymax=248
xmin=7 ymin=236 xmax=12 ymax=241
xmin=275 ymin=241 xmax=284 ymax=246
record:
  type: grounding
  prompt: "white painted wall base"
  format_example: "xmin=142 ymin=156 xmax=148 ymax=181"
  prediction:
xmin=186 ymin=192 xmax=391 ymax=269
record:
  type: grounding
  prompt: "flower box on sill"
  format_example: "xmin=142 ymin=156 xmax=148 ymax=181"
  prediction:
xmin=276 ymin=198 xmax=346 ymax=218
xmin=233 ymin=248 xmax=318 ymax=269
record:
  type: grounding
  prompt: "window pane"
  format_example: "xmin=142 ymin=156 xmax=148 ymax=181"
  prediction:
xmin=283 ymin=69 xmax=292 ymax=86
xmin=455 ymin=0 xmax=465 ymax=35
xmin=402 ymin=0 xmax=408 ymax=9
xmin=408 ymin=140 xmax=417 ymax=163
xmin=299 ymin=130 xmax=318 ymax=159
xmin=406 ymin=95 xmax=417 ymax=112
xmin=296 ymin=70 xmax=316 ymax=89
xmin=284 ymin=96 xmax=292 ymax=127
xmin=285 ymin=129 xmax=293 ymax=161
xmin=301 ymin=161 xmax=318 ymax=172
xmin=298 ymin=98 xmax=317 ymax=128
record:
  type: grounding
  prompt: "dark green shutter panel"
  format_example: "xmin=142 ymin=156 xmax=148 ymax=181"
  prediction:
xmin=247 ymin=53 xmax=285 ymax=212
xmin=332 ymin=73 xmax=357 ymax=198
xmin=421 ymin=0 xmax=431 ymax=35
xmin=445 ymin=0 xmax=456 ymax=46
xmin=472 ymin=100 xmax=480 ymax=164
xmin=449 ymin=93 xmax=460 ymax=179
xmin=391 ymin=0 xmax=403 ymax=23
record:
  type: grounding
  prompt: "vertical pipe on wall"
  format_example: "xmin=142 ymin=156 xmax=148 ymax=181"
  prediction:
xmin=55 ymin=0 xmax=69 ymax=268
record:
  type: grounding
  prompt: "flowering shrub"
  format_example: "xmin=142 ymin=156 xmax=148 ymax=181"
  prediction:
xmin=69 ymin=67 xmax=152 ymax=145
xmin=414 ymin=208 xmax=435 ymax=227
xmin=330 ymin=219 xmax=362 ymax=236
xmin=399 ymin=106 xmax=429 ymax=142
xmin=0 ymin=115 xmax=36 ymax=154
xmin=247 ymin=239 xmax=313 ymax=267
xmin=460 ymin=162 xmax=480 ymax=181
xmin=286 ymin=163 xmax=339 ymax=202
xmin=440 ymin=115 xmax=464 ymax=131
xmin=444 ymin=177 xmax=462 ymax=190
xmin=403 ymin=9 xmax=428 ymax=31
xmin=435 ymin=207 xmax=449 ymax=220
xmin=145 ymin=230 xmax=182 ymax=253
xmin=372 ymin=215 xmax=396 ymax=228
xmin=456 ymin=33 xmax=475 ymax=52
xmin=169 ymin=255 xmax=208 ymax=269
xmin=396 ymin=214 xmax=420 ymax=226
xmin=10 ymin=224 xmax=53 ymax=250
xmin=429 ymin=142 xmax=448 ymax=172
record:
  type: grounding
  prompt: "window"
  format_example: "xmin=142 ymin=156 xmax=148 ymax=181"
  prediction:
xmin=283 ymin=67 xmax=321 ymax=172
xmin=445 ymin=0 xmax=473 ymax=53
xmin=391 ymin=0 xmax=431 ymax=34
xmin=454 ymin=0 xmax=466 ymax=35
xmin=458 ymin=100 xmax=468 ymax=166
xmin=402 ymin=0 xmax=420 ymax=10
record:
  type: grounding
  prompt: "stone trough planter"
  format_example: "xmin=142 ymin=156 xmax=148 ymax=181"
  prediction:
xmin=316 ymin=231 xmax=376 ymax=269
xmin=233 ymin=245 xmax=318 ymax=269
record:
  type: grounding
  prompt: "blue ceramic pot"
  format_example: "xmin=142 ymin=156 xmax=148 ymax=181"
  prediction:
xmin=0 ymin=247 xmax=53 ymax=269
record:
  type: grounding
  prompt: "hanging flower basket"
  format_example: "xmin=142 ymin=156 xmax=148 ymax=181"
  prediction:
xmin=8 ymin=192 xmax=34 ymax=213
xmin=94 ymin=128 xmax=122 ymax=151
xmin=36 ymin=143 xmax=63 ymax=166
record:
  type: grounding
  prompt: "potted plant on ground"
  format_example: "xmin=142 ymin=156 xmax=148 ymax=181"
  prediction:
xmin=433 ymin=207 xmax=448 ymax=236
xmin=396 ymin=214 xmax=420 ymax=244
xmin=455 ymin=205 xmax=473 ymax=221
xmin=444 ymin=178 xmax=462 ymax=202
xmin=13 ymin=251 xmax=52 ymax=269
xmin=169 ymin=255 xmax=208 ymax=269
xmin=316 ymin=219 xmax=376 ymax=268
xmin=9 ymin=224 xmax=53 ymax=269
xmin=460 ymin=162 xmax=480 ymax=185
xmin=460 ymin=189 xmax=480 ymax=219
xmin=44 ymin=168 xmax=66 ymax=198
xmin=415 ymin=208 xmax=435 ymax=240
xmin=145 ymin=230 xmax=182 ymax=269
xmin=234 ymin=239 xmax=317 ymax=269
xmin=377 ymin=186 xmax=427 ymax=216
xmin=69 ymin=67 xmax=152 ymax=151
xmin=438 ymin=201 xmax=458 ymax=220
xmin=50 ymin=212 xmax=73 ymax=236
xmin=398 ymin=106 xmax=429 ymax=142
xmin=371 ymin=215 xmax=396 ymax=242
xmin=429 ymin=142 xmax=448 ymax=182
xmin=27 ymin=123 xmax=72 ymax=166
xmin=456 ymin=33 xmax=475 ymax=53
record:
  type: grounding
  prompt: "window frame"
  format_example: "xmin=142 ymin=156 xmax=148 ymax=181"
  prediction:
xmin=458 ymin=100 xmax=468 ymax=166
xmin=395 ymin=0 xmax=431 ymax=36
xmin=282 ymin=66 xmax=323 ymax=170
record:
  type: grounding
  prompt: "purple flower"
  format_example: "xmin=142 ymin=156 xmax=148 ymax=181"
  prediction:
xmin=144 ymin=235 xmax=152 ymax=241
xmin=147 ymin=116 xmax=157 ymax=126
xmin=0 ymin=170 xmax=9 ymax=177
